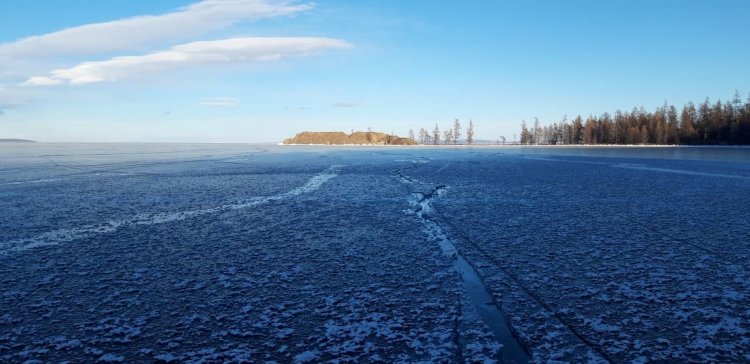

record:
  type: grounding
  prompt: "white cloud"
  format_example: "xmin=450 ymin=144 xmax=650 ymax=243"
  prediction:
xmin=22 ymin=37 xmax=352 ymax=86
xmin=22 ymin=77 xmax=63 ymax=86
xmin=0 ymin=0 xmax=312 ymax=57
xmin=200 ymin=97 xmax=240 ymax=107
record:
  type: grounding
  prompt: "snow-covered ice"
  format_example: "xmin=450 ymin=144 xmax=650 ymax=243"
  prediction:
xmin=1 ymin=143 xmax=749 ymax=363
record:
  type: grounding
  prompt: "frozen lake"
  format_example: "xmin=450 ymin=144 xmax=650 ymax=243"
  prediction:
xmin=1 ymin=143 xmax=749 ymax=363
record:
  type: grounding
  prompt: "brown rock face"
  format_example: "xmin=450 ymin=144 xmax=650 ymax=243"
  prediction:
xmin=282 ymin=131 xmax=417 ymax=145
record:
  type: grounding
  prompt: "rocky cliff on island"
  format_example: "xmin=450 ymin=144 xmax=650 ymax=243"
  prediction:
xmin=282 ymin=131 xmax=416 ymax=145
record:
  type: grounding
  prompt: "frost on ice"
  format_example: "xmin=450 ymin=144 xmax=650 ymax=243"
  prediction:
xmin=1 ymin=144 xmax=749 ymax=362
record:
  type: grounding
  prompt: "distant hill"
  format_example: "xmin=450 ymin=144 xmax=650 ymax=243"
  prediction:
xmin=0 ymin=139 xmax=36 ymax=143
xmin=283 ymin=131 xmax=416 ymax=145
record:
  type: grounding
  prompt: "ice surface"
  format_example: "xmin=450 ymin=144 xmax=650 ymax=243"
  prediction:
xmin=1 ymin=144 xmax=749 ymax=362
xmin=0 ymin=165 xmax=342 ymax=254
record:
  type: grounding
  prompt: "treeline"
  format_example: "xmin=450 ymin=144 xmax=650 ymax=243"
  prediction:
xmin=410 ymin=119 xmax=475 ymax=145
xmin=520 ymin=91 xmax=750 ymax=145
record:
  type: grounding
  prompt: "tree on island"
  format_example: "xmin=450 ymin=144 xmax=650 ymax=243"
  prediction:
xmin=410 ymin=119 xmax=478 ymax=145
xmin=520 ymin=120 xmax=532 ymax=145
xmin=466 ymin=120 xmax=474 ymax=144
xmin=452 ymin=119 xmax=461 ymax=144
xmin=443 ymin=128 xmax=454 ymax=145
xmin=418 ymin=128 xmax=427 ymax=144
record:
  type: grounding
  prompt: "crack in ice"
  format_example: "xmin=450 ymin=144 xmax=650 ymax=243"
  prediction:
xmin=0 ymin=165 xmax=343 ymax=255
xmin=398 ymin=169 xmax=530 ymax=363
xmin=612 ymin=163 xmax=750 ymax=179
xmin=1 ymin=178 xmax=67 ymax=186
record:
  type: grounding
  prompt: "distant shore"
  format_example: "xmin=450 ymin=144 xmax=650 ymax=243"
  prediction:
xmin=0 ymin=139 xmax=36 ymax=143
xmin=279 ymin=143 xmax=750 ymax=148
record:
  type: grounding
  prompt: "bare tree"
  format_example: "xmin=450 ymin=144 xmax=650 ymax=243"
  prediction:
xmin=499 ymin=135 xmax=506 ymax=144
xmin=466 ymin=120 xmax=474 ymax=144
xmin=452 ymin=119 xmax=461 ymax=144
xmin=443 ymin=129 xmax=453 ymax=145
xmin=408 ymin=129 xmax=415 ymax=141
xmin=418 ymin=128 xmax=427 ymax=144
xmin=432 ymin=124 xmax=440 ymax=145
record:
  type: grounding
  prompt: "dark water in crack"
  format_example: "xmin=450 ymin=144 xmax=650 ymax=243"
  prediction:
xmin=454 ymin=253 xmax=530 ymax=363
xmin=413 ymin=186 xmax=530 ymax=363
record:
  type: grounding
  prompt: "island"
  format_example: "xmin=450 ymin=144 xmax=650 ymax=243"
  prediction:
xmin=282 ymin=131 xmax=416 ymax=145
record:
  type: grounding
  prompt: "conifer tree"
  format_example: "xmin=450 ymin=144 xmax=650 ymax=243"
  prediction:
xmin=453 ymin=119 xmax=461 ymax=144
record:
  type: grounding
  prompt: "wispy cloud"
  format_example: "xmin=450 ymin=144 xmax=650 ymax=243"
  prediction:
xmin=333 ymin=102 xmax=358 ymax=107
xmin=22 ymin=37 xmax=352 ymax=86
xmin=200 ymin=97 xmax=240 ymax=107
xmin=0 ymin=0 xmax=313 ymax=57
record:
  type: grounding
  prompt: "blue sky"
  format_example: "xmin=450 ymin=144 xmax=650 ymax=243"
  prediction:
xmin=0 ymin=0 xmax=748 ymax=142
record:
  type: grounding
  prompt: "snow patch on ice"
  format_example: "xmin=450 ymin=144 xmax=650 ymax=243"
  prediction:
xmin=97 ymin=353 xmax=124 ymax=363
xmin=294 ymin=350 xmax=320 ymax=363
xmin=394 ymin=157 xmax=431 ymax=164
